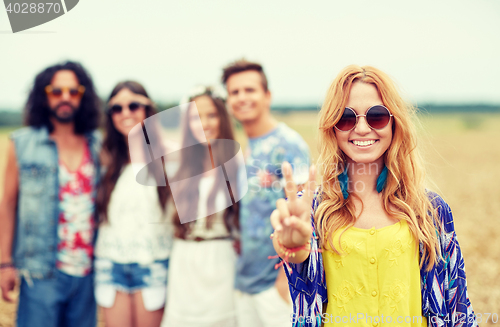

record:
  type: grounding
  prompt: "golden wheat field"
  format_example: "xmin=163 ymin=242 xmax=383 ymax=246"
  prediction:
xmin=0 ymin=111 xmax=499 ymax=326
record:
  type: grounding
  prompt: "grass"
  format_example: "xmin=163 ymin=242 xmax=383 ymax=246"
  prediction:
xmin=1 ymin=112 xmax=499 ymax=326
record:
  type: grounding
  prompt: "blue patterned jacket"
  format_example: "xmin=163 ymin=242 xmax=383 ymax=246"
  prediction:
xmin=284 ymin=190 xmax=478 ymax=327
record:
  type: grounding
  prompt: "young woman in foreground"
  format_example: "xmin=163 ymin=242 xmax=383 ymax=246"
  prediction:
xmin=270 ymin=65 xmax=477 ymax=327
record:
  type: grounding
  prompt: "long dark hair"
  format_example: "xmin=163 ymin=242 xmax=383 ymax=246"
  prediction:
xmin=96 ymin=81 xmax=170 ymax=224
xmin=24 ymin=61 xmax=101 ymax=134
xmin=173 ymin=88 xmax=239 ymax=239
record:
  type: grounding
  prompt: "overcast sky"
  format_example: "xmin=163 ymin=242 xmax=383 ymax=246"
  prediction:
xmin=1 ymin=0 xmax=499 ymax=110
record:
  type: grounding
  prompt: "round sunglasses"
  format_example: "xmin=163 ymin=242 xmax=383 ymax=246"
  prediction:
xmin=45 ymin=85 xmax=86 ymax=98
xmin=108 ymin=102 xmax=147 ymax=115
xmin=334 ymin=105 xmax=393 ymax=132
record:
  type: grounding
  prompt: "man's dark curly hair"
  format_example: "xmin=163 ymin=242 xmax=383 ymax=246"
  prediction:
xmin=24 ymin=61 xmax=101 ymax=134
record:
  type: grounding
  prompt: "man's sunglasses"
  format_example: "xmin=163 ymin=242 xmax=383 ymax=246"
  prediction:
xmin=334 ymin=105 xmax=393 ymax=132
xmin=45 ymin=85 xmax=86 ymax=98
xmin=108 ymin=102 xmax=147 ymax=114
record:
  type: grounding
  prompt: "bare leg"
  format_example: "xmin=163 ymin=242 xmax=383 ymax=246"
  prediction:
xmin=132 ymin=290 xmax=164 ymax=327
xmin=101 ymin=291 xmax=134 ymax=327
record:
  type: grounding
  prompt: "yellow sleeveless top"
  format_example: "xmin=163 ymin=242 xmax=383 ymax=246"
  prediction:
xmin=322 ymin=220 xmax=427 ymax=327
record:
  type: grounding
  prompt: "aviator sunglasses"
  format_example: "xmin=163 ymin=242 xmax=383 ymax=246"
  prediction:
xmin=108 ymin=102 xmax=147 ymax=115
xmin=334 ymin=105 xmax=393 ymax=132
xmin=45 ymin=85 xmax=86 ymax=98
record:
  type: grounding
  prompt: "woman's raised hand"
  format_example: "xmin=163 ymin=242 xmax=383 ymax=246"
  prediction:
xmin=270 ymin=162 xmax=316 ymax=249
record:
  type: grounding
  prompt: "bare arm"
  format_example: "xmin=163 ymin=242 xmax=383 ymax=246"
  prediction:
xmin=275 ymin=266 xmax=292 ymax=304
xmin=0 ymin=140 xmax=19 ymax=264
xmin=0 ymin=140 xmax=19 ymax=302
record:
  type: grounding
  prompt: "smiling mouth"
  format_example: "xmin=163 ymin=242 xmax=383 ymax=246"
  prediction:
xmin=350 ymin=140 xmax=378 ymax=147
xmin=57 ymin=105 xmax=73 ymax=112
xmin=121 ymin=118 xmax=137 ymax=127
xmin=237 ymin=104 xmax=254 ymax=112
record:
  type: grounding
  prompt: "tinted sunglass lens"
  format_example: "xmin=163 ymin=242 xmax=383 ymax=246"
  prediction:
xmin=336 ymin=108 xmax=357 ymax=131
xmin=110 ymin=105 xmax=122 ymax=114
xmin=69 ymin=89 xmax=79 ymax=96
xmin=367 ymin=106 xmax=391 ymax=129
xmin=128 ymin=102 xmax=141 ymax=111
xmin=52 ymin=88 xmax=62 ymax=96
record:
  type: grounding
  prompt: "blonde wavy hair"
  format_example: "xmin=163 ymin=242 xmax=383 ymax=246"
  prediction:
xmin=315 ymin=65 xmax=441 ymax=271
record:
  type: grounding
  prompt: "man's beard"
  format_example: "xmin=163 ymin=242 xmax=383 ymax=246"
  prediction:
xmin=49 ymin=102 xmax=79 ymax=123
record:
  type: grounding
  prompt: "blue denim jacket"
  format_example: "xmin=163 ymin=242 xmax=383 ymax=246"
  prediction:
xmin=10 ymin=126 xmax=101 ymax=280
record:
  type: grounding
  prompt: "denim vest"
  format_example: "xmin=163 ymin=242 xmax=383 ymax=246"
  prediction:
xmin=10 ymin=126 xmax=101 ymax=280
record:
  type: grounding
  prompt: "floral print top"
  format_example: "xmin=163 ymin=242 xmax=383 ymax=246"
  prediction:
xmin=236 ymin=123 xmax=310 ymax=294
xmin=56 ymin=142 xmax=96 ymax=277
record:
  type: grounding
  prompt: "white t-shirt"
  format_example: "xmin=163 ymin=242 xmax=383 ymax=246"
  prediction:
xmin=95 ymin=164 xmax=173 ymax=264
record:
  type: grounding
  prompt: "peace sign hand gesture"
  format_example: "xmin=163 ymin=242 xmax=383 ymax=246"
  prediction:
xmin=270 ymin=162 xmax=317 ymax=263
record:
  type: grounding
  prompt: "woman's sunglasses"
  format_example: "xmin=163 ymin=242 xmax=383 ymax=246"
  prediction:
xmin=334 ymin=105 xmax=393 ymax=132
xmin=45 ymin=85 xmax=86 ymax=98
xmin=108 ymin=102 xmax=147 ymax=115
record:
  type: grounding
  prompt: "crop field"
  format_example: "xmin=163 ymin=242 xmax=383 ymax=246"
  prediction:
xmin=0 ymin=111 xmax=499 ymax=326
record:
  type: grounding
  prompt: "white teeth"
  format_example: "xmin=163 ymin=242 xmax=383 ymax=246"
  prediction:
xmin=122 ymin=118 xmax=136 ymax=127
xmin=352 ymin=140 xmax=376 ymax=146
xmin=238 ymin=104 xmax=252 ymax=111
